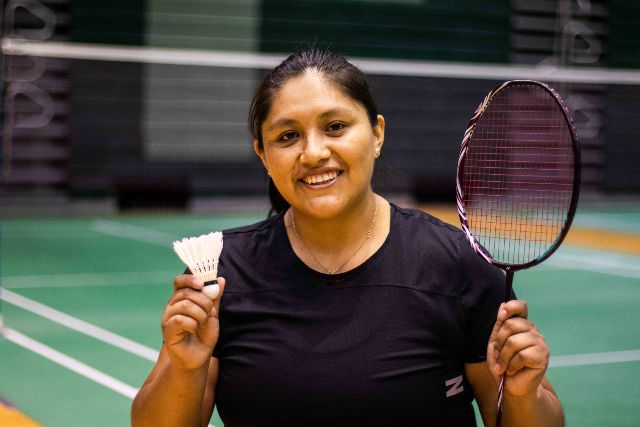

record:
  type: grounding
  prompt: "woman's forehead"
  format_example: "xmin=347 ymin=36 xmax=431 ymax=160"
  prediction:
xmin=266 ymin=70 xmax=364 ymax=121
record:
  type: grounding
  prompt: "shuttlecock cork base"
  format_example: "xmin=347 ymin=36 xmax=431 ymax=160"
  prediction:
xmin=173 ymin=231 xmax=223 ymax=300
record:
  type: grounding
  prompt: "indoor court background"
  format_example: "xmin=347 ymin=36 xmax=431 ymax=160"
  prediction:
xmin=1 ymin=206 xmax=639 ymax=426
xmin=2 ymin=1 xmax=640 ymax=426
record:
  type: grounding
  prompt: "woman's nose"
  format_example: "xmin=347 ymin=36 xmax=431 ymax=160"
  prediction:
xmin=299 ymin=133 xmax=331 ymax=165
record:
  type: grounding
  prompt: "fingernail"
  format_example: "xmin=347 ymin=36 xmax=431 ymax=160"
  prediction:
xmin=202 ymin=284 xmax=220 ymax=299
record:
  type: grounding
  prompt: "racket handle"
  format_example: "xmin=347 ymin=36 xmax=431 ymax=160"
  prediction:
xmin=504 ymin=268 xmax=514 ymax=302
xmin=496 ymin=376 xmax=505 ymax=427
xmin=496 ymin=268 xmax=515 ymax=427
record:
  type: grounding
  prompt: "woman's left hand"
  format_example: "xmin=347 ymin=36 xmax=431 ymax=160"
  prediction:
xmin=487 ymin=300 xmax=550 ymax=397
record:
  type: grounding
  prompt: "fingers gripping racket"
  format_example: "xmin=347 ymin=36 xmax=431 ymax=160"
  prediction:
xmin=456 ymin=80 xmax=580 ymax=426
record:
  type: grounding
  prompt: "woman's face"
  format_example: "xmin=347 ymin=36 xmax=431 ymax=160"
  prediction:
xmin=255 ymin=70 xmax=384 ymax=219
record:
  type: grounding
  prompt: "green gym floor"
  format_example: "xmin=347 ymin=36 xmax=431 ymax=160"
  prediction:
xmin=1 ymin=206 xmax=639 ymax=426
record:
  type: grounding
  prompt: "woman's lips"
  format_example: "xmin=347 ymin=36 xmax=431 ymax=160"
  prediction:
xmin=300 ymin=170 xmax=342 ymax=187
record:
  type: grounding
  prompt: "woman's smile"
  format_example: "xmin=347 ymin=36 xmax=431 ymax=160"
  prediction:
xmin=300 ymin=170 xmax=343 ymax=187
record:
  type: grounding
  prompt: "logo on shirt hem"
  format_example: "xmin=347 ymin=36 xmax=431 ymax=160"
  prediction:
xmin=445 ymin=375 xmax=464 ymax=397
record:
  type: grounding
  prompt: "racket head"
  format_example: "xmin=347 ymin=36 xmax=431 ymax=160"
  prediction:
xmin=456 ymin=80 xmax=581 ymax=270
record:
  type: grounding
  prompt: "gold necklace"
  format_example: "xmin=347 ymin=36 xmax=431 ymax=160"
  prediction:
xmin=291 ymin=202 xmax=378 ymax=275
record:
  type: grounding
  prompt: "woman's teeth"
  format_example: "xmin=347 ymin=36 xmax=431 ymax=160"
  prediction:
xmin=303 ymin=171 xmax=339 ymax=185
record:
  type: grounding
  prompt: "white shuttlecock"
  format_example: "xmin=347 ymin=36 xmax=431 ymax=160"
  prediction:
xmin=173 ymin=231 xmax=223 ymax=299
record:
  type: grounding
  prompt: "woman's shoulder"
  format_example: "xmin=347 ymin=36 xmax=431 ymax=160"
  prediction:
xmin=219 ymin=211 xmax=287 ymax=260
xmin=390 ymin=203 xmax=500 ymax=274
xmin=389 ymin=203 xmax=503 ymax=297
xmin=391 ymin=204 xmax=464 ymax=245
xmin=222 ymin=212 xmax=282 ymax=240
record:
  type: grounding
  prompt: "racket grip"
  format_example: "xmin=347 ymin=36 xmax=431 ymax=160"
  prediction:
xmin=496 ymin=375 xmax=505 ymax=427
xmin=496 ymin=268 xmax=514 ymax=426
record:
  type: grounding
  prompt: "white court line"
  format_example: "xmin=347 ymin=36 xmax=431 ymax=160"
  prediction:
xmin=574 ymin=216 xmax=640 ymax=234
xmin=90 ymin=219 xmax=174 ymax=247
xmin=91 ymin=217 xmax=640 ymax=279
xmin=546 ymin=253 xmax=640 ymax=280
xmin=1 ymin=327 xmax=217 ymax=427
xmin=1 ymin=270 xmax=174 ymax=289
xmin=1 ymin=327 xmax=139 ymax=399
xmin=3 ymin=287 xmax=639 ymax=370
xmin=3 ymin=251 xmax=638 ymax=291
xmin=1 ymin=289 xmax=159 ymax=362
xmin=550 ymin=349 xmax=640 ymax=368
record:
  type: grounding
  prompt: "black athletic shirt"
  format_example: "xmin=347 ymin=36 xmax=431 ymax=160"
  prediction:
xmin=214 ymin=204 xmax=505 ymax=426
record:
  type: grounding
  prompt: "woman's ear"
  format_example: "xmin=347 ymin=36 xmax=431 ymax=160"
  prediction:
xmin=373 ymin=114 xmax=385 ymax=154
xmin=254 ymin=139 xmax=268 ymax=170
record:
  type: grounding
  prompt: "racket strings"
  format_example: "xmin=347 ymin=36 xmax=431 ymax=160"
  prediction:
xmin=462 ymin=85 xmax=574 ymax=265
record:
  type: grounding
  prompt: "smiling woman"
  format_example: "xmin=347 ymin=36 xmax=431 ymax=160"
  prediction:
xmin=254 ymin=67 xmax=386 ymax=274
xmin=132 ymin=50 xmax=564 ymax=427
xmin=249 ymin=50 xmax=383 ymax=217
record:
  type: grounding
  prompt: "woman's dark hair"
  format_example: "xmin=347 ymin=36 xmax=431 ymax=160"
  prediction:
xmin=248 ymin=49 xmax=379 ymax=216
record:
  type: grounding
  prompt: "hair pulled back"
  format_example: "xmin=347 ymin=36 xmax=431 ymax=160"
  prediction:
xmin=248 ymin=49 xmax=379 ymax=215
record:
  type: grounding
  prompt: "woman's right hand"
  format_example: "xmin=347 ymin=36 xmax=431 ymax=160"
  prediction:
xmin=161 ymin=275 xmax=225 ymax=371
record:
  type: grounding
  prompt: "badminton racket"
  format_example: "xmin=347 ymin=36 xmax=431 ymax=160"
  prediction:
xmin=456 ymin=80 xmax=580 ymax=426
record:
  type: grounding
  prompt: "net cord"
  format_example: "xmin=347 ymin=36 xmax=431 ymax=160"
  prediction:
xmin=3 ymin=38 xmax=640 ymax=85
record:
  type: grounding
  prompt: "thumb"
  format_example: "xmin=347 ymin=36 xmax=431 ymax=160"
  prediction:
xmin=211 ymin=277 xmax=225 ymax=314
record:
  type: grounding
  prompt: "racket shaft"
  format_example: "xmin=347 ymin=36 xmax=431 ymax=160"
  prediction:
xmin=496 ymin=269 xmax=514 ymax=426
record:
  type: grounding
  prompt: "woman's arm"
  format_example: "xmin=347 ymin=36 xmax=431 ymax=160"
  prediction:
xmin=131 ymin=275 xmax=225 ymax=427
xmin=466 ymin=362 xmax=563 ymax=427
xmin=466 ymin=299 xmax=564 ymax=427
xmin=131 ymin=348 xmax=218 ymax=427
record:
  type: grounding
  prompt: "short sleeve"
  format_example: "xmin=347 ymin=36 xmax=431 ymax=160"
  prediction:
xmin=457 ymin=235 xmax=509 ymax=363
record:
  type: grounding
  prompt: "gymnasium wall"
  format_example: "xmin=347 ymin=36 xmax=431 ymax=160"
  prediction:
xmin=4 ymin=0 xmax=640 ymax=209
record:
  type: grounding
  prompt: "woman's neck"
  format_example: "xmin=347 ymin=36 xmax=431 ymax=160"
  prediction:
xmin=285 ymin=193 xmax=390 ymax=274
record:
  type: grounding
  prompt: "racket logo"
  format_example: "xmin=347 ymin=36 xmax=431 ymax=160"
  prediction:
xmin=445 ymin=375 xmax=464 ymax=398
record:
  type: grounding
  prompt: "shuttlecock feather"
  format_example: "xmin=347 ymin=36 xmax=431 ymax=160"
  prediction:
xmin=173 ymin=231 xmax=223 ymax=299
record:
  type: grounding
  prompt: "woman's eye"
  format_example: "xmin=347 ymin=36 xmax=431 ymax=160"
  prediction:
xmin=279 ymin=131 xmax=298 ymax=141
xmin=326 ymin=122 xmax=345 ymax=133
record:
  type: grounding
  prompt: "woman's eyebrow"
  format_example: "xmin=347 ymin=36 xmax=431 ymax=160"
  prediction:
xmin=266 ymin=108 xmax=353 ymax=132
xmin=319 ymin=108 xmax=351 ymax=119
xmin=265 ymin=118 xmax=298 ymax=132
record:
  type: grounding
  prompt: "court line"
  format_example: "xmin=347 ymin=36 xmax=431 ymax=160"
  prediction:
xmin=3 ymin=288 xmax=639 ymax=371
xmin=2 ymin=251 xmax=639 ymax=290
xmin=550 ymin=349 xmax=640 ymax=368
xmin=546 ymin=253 xmax=640 ymax=280
xmin=4 ymin=38 xmax=640 ymax=84
xmin=90 ymin=219 xmax=175 ymax=246
xmin=1 ymin=327 xmax=139 ymax=399
xmin=1 ymin=289 xmax=159 ymax=362
xmin=1 ymin=270 xmax=174 ymax=289
xmin=89 ymin=218 xmax=640 ymax=279
xmin=4 ymin=249 xmax=635 ymax=290
xmin=575 ymin=214 xmax=640 ymax=234
xmin=1 ymin=327 xmax=217 ymax=427
xmin=3 ymin=322 xmax=636 ymax=427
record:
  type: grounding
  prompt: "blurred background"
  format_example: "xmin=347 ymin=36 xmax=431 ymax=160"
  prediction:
xmin=1 ymin=1 xmax=639 ymax=426
xmin=2 ymin=0 xmax=639 ymax=213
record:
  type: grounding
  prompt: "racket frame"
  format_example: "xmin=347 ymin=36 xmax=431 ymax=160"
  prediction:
xmin=456 ymin=79 xmax=581 ymax=273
